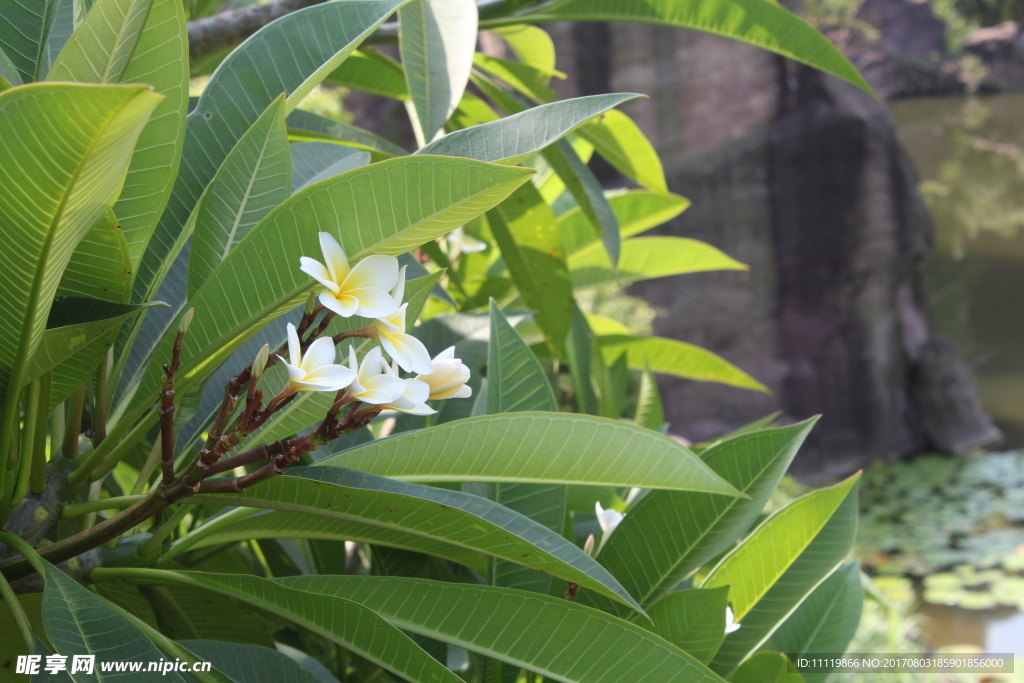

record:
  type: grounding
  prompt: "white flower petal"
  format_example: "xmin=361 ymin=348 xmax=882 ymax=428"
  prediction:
xmin=303 ymin=364 xmax=356 ymax=391
xmin=354 ymin=389 xmax=394 ymax=405
xmin=301 ymin=336 xmax=338 ymax=373
xmin=363 ymin=374 xmax=407 ymax=401
xmin=319 ymin=232 xmax=350 ymax=283
xmin=392 ymin=334 xmax=433 ymax=375
xmin=286 ymin=323 xmax=301 ymax=367
xmin=319 ymin=291 xmax=360 ymax=318
xmin=280 ymin=359 xmax=306 ymax=383
xmin=351 ymin=287 xmax=400 ymax=319
xmin=299 ymin=257 xmax=339 ymax=294
xmin=433 ymin=347 xmax=456 ymax=361
xmin=403 ymin=378 xmax=431 ymax=404
xmin=452 ymin=384 xmax=472 ymax=398
xmin=344 ymin=254 xmax=399 ymax=292
xmin=595 ymin=502 xmax=624 ymax=535
xmin=392 ymin=265 xmax=407 ymax=302
xmin=358 ymin=347 xmax=385 ymax=385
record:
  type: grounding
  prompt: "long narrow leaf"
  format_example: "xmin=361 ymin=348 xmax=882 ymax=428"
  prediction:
xmin=320 ymin=412 xmax=742 ymax=495
xmin=279 ymin=576 xmax=728 ymax=683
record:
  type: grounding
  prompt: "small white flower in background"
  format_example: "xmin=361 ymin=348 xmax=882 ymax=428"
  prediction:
xmin=278 ymin=323 xmax=355 ymax=393
xmin=300 ymin=232 xmax=399 ymax=318
xmin=371 ymin=266 xmax=434 ymax=374
xmin=447 ymin=227 xmax=487 ymax=254
xmin=345 ymin=346 xmax=407 ymax=404
xmin=416 ymin=347 xmax=472 ymax=399
xmin=595 ymin=502 xmax=624 ymax=536
xmin=381 ymin=361 xmax=435 ymax=416
xmin=725 ymin=606 xmax=741 ymax=634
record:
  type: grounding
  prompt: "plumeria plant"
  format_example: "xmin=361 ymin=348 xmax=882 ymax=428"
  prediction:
xmin=1 ymin=0 xmax=870 ymax=681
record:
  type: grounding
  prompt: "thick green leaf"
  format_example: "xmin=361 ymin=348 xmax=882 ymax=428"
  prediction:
xmin=131 ymin=156 xmax=532 ymax=413
xmin=559 ymin=190 xmax=690 ymax=255
xmin=518 ymin=0 xmax=872 ymax=93
xmin=39 ymin=560 xmax=189 ymax=682
xmin=634 ymin=362 xmax=664 ymax=430
xmin=57 ymin=210 xmax=133 ymax=303
xmin=320 ymin=412 xmax=742 ymax=496
xmin=188 ymin=96 xmax=291 ymax=295
xmin=598 ymin=335 xmax=768 ymax=392
xmin=566 ymin=305 xmax=600 ymax=415
xmin=729 ymin=652 xmax=792 ymax=683
xmin=179 ymin=641 xmax=324 ymax=683
xmin=646 ymin=587 xmax=729 ymax=665
xmin=0 ymin=46 xmax=22 ymax=86
xmin=278 ymin=576 xmax=728 ymax=683
xmin=46 ymin=0 xmax=152 ymax=82
xmin=290 ymin=141 xmax=369 ymax=193
xmin=190 ymin=466 xmax=642 ymax=612
xmin=543 ymin=138 xmax=620 ymax=268
xmin=578 ymin=421 xmax=816 ymax=616
xmin=769 ymin=562 xmax=863 ymax=671
xmin=703 ymin=474 xmax=860 ymax=620
xmin=472 ymin=52 xmax=559 ymax=103
xmin=487 ymin=301 xmax=557 ymax=414
xmin=98 ymin=569 xmax=461 ymax=683
xmin=399 ymin=0 xmax=478 ymax=144
xmin=569 ymin=237 xmax=747 ymax=290
xmin=0 ymin=83 xmax=160 ymax=461
xmin=138 ymin=583 xmax=275 ymax=647
xmin=416 ymin=93 xmax=639 ymax=165
xmin=24 ymin=299 xmax=156 ymax=387
xmin=0 ymin=0 xmax=57 ymax=82
xmin=492 ymin=24 xmax=555 ymax=72
xmin=287 ymin=109 xmax=407 ymax=159
xmin=488 ymin=183 xmax=574 ymax=352
xmin=578 ymin=109 xmax=666 ymax=192
xmin=486 ymin=301 xmax=563 ymax=595
xmin=182 ymin=508 xmax=487 ymax=574
xmin=133 ymin=0 xmax=408 ymax=310
xmin=704 ymin=476 xmax=861 ymax=676
xmin=324 ymin=48 xmax=409 ymax=99
xmin=112 ymin=0 xmax=187 ymax=270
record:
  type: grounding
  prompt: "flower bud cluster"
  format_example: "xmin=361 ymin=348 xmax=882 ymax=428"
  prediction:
xmin=288 ymin=232 xmax=473 ymax=414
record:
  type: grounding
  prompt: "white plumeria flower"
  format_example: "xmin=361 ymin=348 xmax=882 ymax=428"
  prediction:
xmin=595 ymin=502 xmax=624 ymax=535
xmin=300 ymin=232 xmax=399 ymax=318
xmin=447 ymin=227 xmax=487 ymax=254
xmin=278 ymin=323 xmax=355 ymax=393
xmin=371 ymin=266 xmax=434 ymax=375
xmin=725 ymin=607 xmax=741 ymax=634
xmin=381 ymin=361 xmax=435 ymax=416
xmin=415 ymin=347 xmax=472 ymax=400
xmin=595 ymin=501 xmax=624 ymax=553
xmin=345 ymin=346 xmax=407 ymax=405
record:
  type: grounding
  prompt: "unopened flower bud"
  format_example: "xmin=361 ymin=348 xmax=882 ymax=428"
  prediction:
xmin=303 ymin=292 xmax=318 ymax=316
xmin=251 ymin=344 xmax=269 ymax=380
xmin=583 ymin=534 xmax=595 ymax=557
xmin=178 ymin=308 xmax=195 ymax=335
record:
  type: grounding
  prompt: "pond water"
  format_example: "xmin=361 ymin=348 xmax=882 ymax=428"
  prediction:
xmin=889 ymin=94 xmax=1024 ymax=662
xmin=891 ymin=94 xmax=1024 ymax=447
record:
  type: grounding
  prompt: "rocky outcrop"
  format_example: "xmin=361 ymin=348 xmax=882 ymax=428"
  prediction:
xmin=963 ymin=21 xmax=1024 ymax=91
xmin=550 ymin=25 xmax=1001 ymax=480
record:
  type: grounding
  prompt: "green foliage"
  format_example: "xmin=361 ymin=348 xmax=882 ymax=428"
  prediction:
xmin=0 ymin=1 xmax=866 ymax=680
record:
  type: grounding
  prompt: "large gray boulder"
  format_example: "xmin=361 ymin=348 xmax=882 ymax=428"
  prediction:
xmin=552 ymin=25 xmax=1000 ymax=480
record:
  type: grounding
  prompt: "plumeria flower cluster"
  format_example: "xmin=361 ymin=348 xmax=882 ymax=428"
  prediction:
xmin=288 ymin=232 xmax=473 ymax=415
